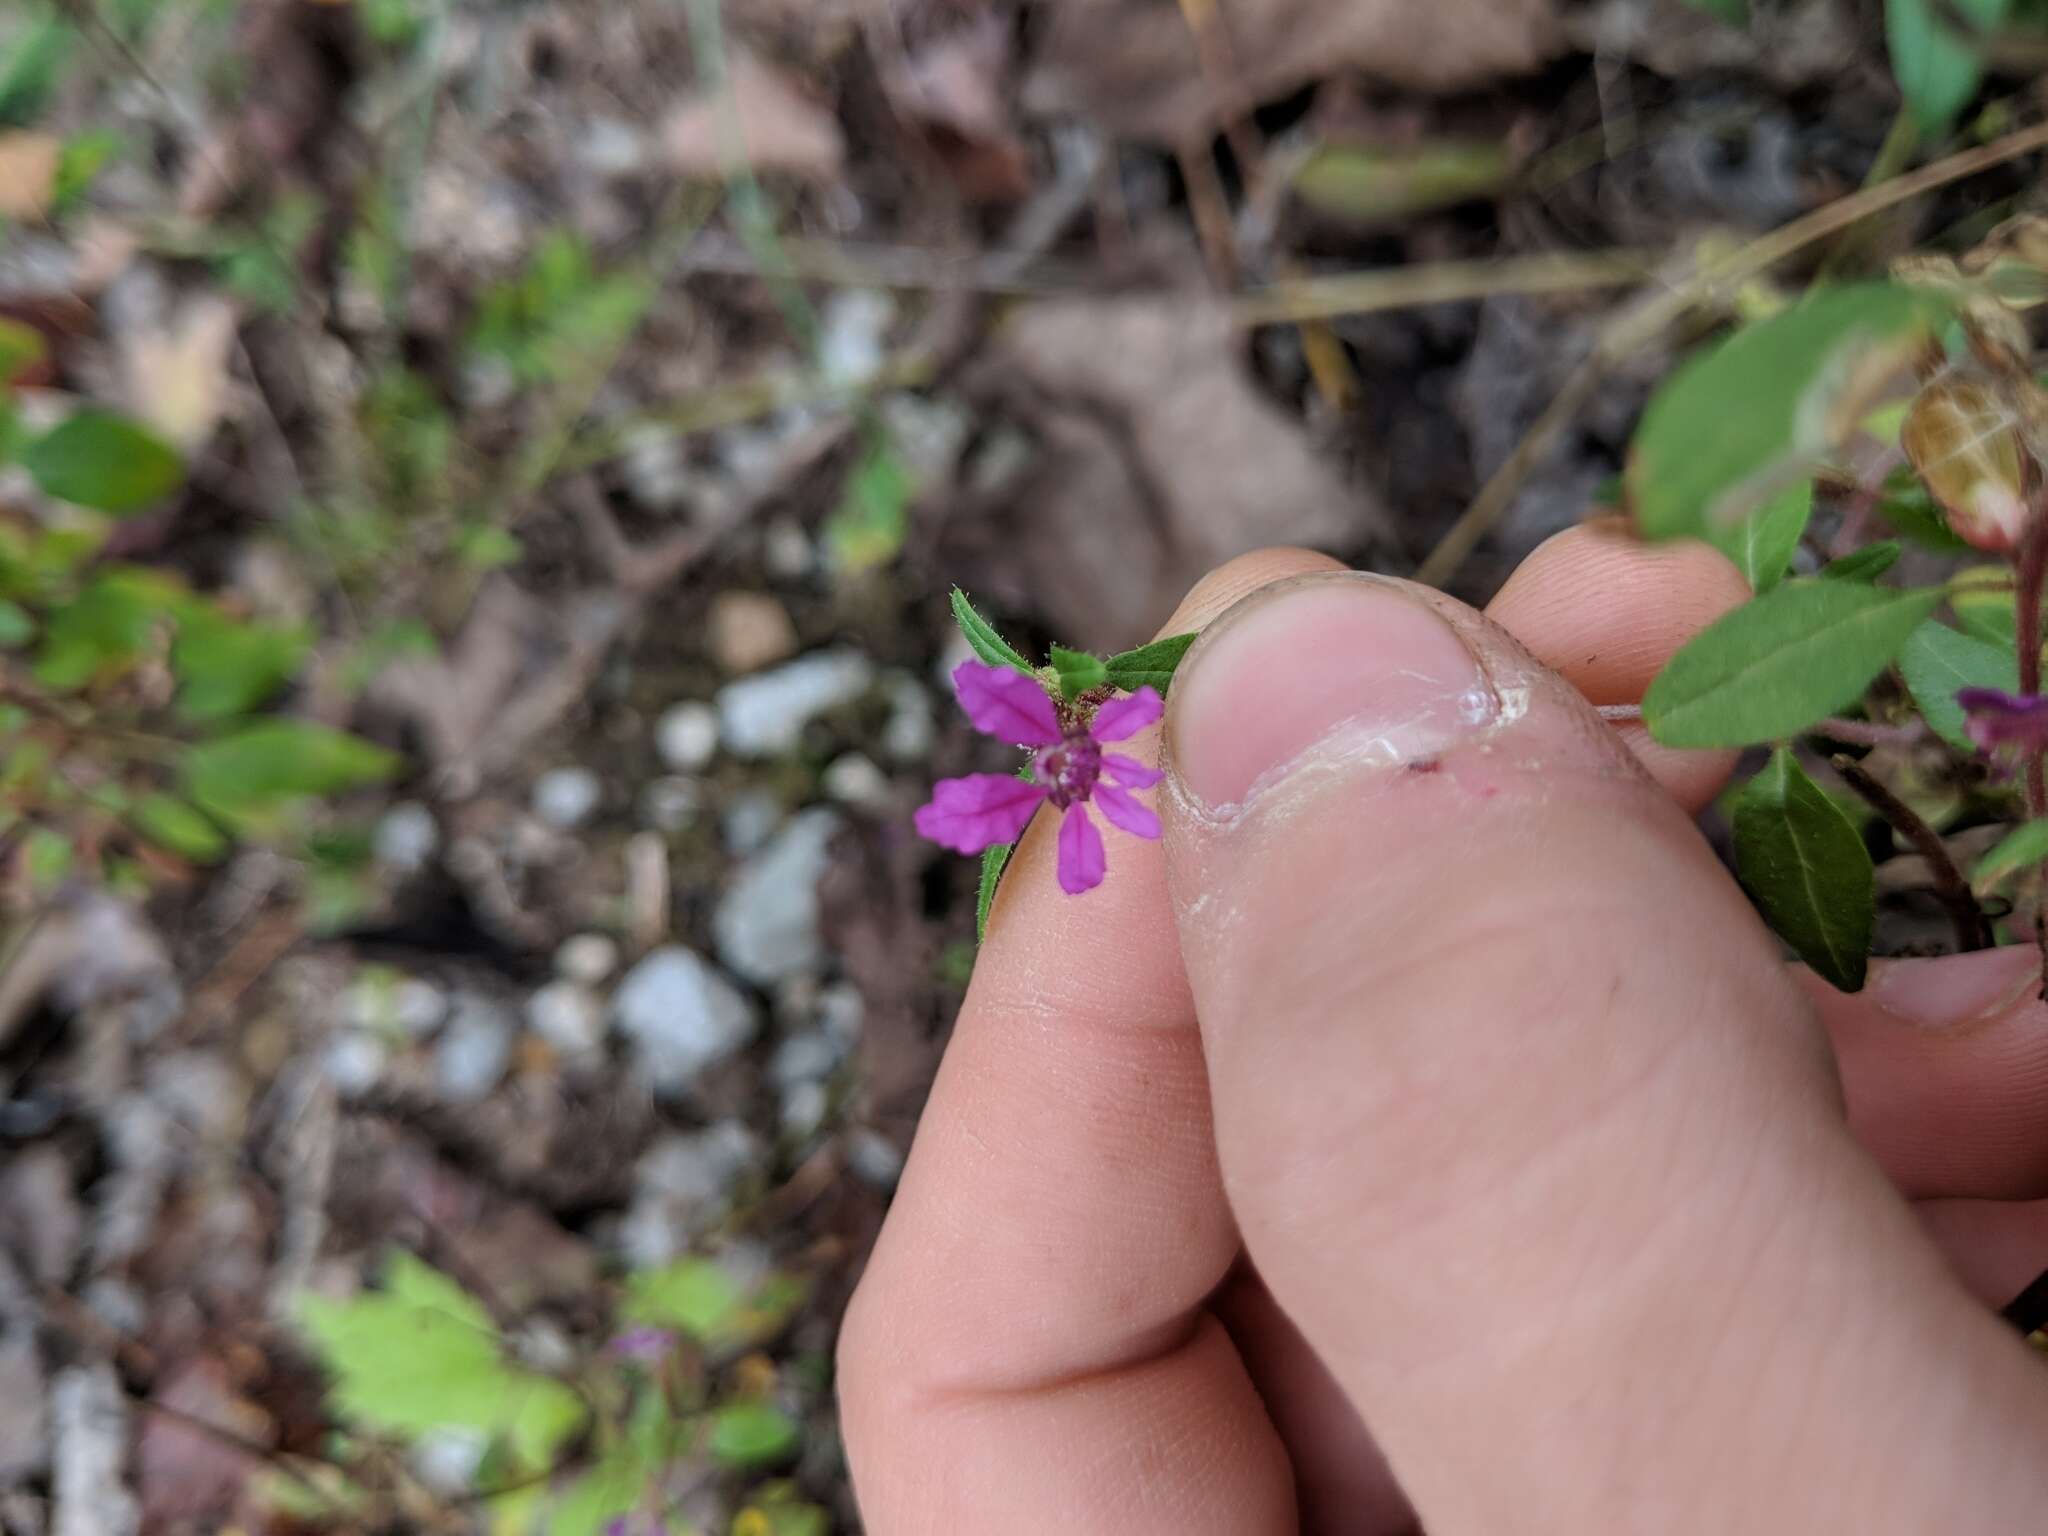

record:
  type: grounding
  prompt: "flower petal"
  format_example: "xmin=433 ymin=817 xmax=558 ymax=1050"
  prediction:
xmin=914 ymin=774 xmax=1049 ymax=853
xmin=953 ymin=661 xmax=1063 ymax=746
xmin=1094 ymin=783 xmax=1162 ymax=840
xmin=1089 ymin=686 xmax=1163 ymax=742
xmin=1102 ymin=752 xmax=1163 ymax=789
xmin=1056 ymin=803 xmax=1106 ymax=893
xmin=1957 ymin=688 xmax=2048 ymax=752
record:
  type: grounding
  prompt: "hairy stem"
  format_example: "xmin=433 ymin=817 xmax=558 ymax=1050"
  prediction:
xmin=1831 ymin=755 xmax=1993 ymax=955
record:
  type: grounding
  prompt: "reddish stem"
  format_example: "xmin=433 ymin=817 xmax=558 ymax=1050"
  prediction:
xmin=2014 ymin=516 xmax=2048 ymax=991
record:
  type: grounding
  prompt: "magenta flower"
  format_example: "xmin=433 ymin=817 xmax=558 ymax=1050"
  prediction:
xmin=914 ymin=661 xmax=1164 ymax=894
xmin=1957 ymin=688 xmax=2048 ymax=754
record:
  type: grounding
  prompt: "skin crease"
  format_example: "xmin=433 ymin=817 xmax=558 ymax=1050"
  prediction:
xmin=839 ymin=530 xmax=2048 ymax=1535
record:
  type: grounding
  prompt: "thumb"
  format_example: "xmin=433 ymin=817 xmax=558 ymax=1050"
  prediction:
xmin=1162 ymin=572 xmax=2048 ymax=1533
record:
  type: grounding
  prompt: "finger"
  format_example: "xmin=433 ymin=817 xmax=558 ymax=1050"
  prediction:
xmin=1921 ymin=1194 xmax=2048 ymax=1310
xmin=1798 ymin=948 xmax=2048 ymax=1199
xmin=1485 ymin=518 xmax=1750 ymax=813
xmin=1162 ymin=572 xmax=2048 ymax=1532
xmin=839 ymin=548 xmax=1342 ymax=1535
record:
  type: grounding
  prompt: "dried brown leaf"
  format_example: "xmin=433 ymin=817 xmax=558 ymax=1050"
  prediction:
xmin=663 ymin=47 xmax=845 ymax=181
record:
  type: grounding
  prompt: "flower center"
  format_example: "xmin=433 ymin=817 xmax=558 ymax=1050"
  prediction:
xmin=1035 ymin=729 xmax=1101 ymax=808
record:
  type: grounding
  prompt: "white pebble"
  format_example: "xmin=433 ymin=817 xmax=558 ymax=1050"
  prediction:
xmin=640 ymin=776 xmax=703 ymax=833
xmin=323 ymin=1033 xmax=387 ymax=1098
xmin=526 ymin=981 xmax=607 ymax=1056
xmin=655 ymin=702 xmax=719 ymax=772
xmin=373 ymin=802 xmax=440 ymax=871
xmin=532 ymin=767 xmax=602 ymax=829
xmin=555 ymin=933 xmax=619 ymax=985
xmin=823 ymin=752 xmax=891 ymax=811
xmin=761 ymin=517 xmax=813 ymax=579
xmin=846 ymin=1128 xmax=904 ymax=1190
xmin=770 ymin=1030 xmax=840 ymax=1087
xmin=780 ymin=1079 xmax=829 ymax=1140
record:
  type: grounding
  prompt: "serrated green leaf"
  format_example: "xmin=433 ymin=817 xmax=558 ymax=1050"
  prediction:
xmin=183 ymin=720 xmax=399 ymax=823
xmin=1100 ymin=632 xmax=1198 ymax=696
xmin=1643 ymin=580 xmax=1945 ymax=748
xmin=171 ymin=608 xmax=310 ymax=721
xmin=294 ymin=1251 xmax=586 ymax=1471
xmin=1049 ymin=645 xmax=1107 ymax=700
xmin=130 ymin=793 xmax=228 ymax=862
xmin=1887 ymin=0 xmax=2009 ymax=136
xmin=1628 ymin=285 xmax=1949 ymax=545
xmin=949 ymin=587 xmax=1033 ymax=675
xmin=1975 ymin=819 xmax=2048 ymax=889
xmin=21 ymin=410 xmax=184 ymax=514
xmin=1820 ymin=541 xmax=1903 ymax=582
xmin=1899 ymin=620 xmax=2018 ymax=749
xmin=1733 ymin=748 xmax=1874 ymax=991
xmin=1707 ymin=479 xmax=1811 ymax=594
xmin=705 ymin=1401 xmax=800 ymax=1469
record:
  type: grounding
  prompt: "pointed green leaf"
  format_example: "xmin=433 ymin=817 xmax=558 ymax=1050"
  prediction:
xmin=1899 ymin=620 xmax=2018 ymax=749
xmin=0 ymin=599 xmax=32 ymax=648
xmin=1101 ymin=632 xmax=1197 ymax=696
xmin=130 ymin=793 xmax=228 ymax=863
xmin=949 ymin=587 xmax=1033 ymax=675
xmin=1049 ymin=645 xmax=1107 ymax=700
xmin=21 ymin=410 xmax=184 ymax=514
xmin=1820 ymin=541 xmax=1902 ymax=583
xmin=171 ymin=608 xmax=311 ymax=721
xmin=183 ymin=720 xmax=399 ymax=823
xmin=1733 ymin=748 xmax=1874 ymax=991
xmin=1629 ymin=285 xmax=1950 ymax=544
xmin=1876 ymin=471 xmax=1971 ymax=552
xmin=1887 ymin=0 xmax=2009 ymax=136
xmin=1706 ymin=479 xmax=1811 ymax=594
xmin=1952 ymin=580 xmax=2017 ymax=647
xmin=1643 ymin=581 xmax=1945 ymax=748
xmin=1975 ymin=819 xmax=2048 ymax=890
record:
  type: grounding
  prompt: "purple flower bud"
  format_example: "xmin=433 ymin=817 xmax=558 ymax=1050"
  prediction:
xmin=914 ymin=662 xmax=1164 ymax=894
xmin=607 ymin=1326 xmax=677 ymax=1362
xmin=1956 ymin=688 xmax=2048 ymax=754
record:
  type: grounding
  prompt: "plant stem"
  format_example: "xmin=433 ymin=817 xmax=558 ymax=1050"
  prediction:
xmin=1830 ymin=755 xmax=1992 ymax=955
xmin=2015 ymin=516 xmax=2048 ymax=989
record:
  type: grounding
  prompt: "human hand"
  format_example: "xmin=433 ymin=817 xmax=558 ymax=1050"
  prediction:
xmin=839 ymin=529 xmax=2048 ymax=1533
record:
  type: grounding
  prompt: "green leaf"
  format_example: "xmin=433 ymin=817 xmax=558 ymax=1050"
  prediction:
xmin=171 ymin=608 xmax=310 ymax=721
xmin=183 ymin=720 xmax=399 ymax=823
xmin=705 ymin=1401 xmax=800 ymax=1469
xmin=976 ymin=839 xmax=1012 ymax=943
xmin=1049 ymin=645 xmax=1107 ymax=700
xmin=1820 ymin=541 xmax=1903 ymax=582
xmin=1899 ymin=620 xmax=2018 ymax=749
xmin=51 ymin=129 xmax=118 ymax=214
xmin=1975 ymin=819 xmax=2048 ymax=889
xmin=0 ymin=599 xmax=32 ymax=648
xmin=130 ymin=792 xmax=228 ymax=863
xmin=0 ymin=14 xmax=75 ymax=127
xmin=1628 ymin=285 xmax=1950 ymax=545
xmin=0 ymin=317 xmax=45 ymax=384
xmin=33 ymin=568 xmax=179 ymax=690
xmin=454 ymin=525 xmax=522 ymax=571
xmin=826 ymin=432 xmax=914 ymax=572
xmin=24 ymin=826 xmax=72 ymax=891
xmin=1874 ymin=470 xmax=1972 ymax=551
xmin=949 ymin=587 xmax=1033 ymax=675
xmin=1732 ymin=748 xmax=1874 ymax=991
xmin=1100 ymin=632 xmax=1198 ymax=696
xmin=294 ymin=1250 xmax=586 ymax=1470
xmin=21 ymin=410 xmax=183 ymax=513
xmin=1887 ymin=0 xmax=2010 ymax=136
xmin=624 ymin=1258 xmax=741 ymax=1340
xmin=1706 ymin=479 xmax=1811 ymax=594
xmin=1643 ymin=580 xmax=1946 ymax=748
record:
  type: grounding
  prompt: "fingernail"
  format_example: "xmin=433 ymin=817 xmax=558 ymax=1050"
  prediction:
xmin=1869 ymin=945 xmax=2041 ymax=1030
xmin=1167 ymin=575 xmax=1495 ymax=815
